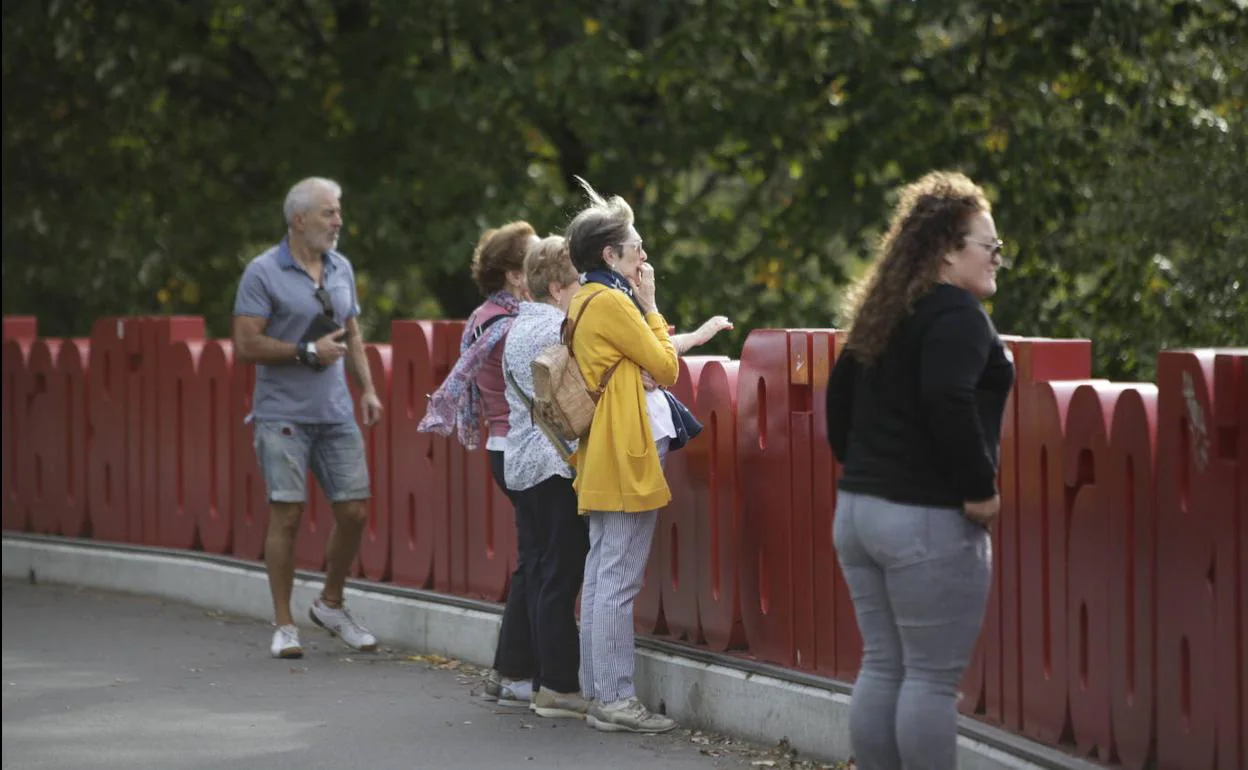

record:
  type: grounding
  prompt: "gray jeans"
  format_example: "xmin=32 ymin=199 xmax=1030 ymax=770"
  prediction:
xmin=833 ymin=491 xmax=992 ymax=770
xmin=579 ymin=437 xmax=670 ymax=704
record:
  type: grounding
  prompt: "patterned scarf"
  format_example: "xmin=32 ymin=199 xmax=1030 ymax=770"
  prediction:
xmin=417 ymin=291 xmax=522 ymax=450
xmin=582 ymin=269 xmax=643 ymax=313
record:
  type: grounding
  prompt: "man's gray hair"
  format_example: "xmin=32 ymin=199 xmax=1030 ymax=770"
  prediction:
xmin=564 ymin=176 xmax=635 ymax=273
xmin=283 ymin=177 xmax=342 ymax=225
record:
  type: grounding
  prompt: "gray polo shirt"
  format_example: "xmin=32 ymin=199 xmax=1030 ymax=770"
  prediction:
xmin=232 ymin=237 xmax=361 ymax=424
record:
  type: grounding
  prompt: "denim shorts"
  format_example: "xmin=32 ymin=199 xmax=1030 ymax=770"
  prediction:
xmin=253 ymin=421 xmax=371 ymax=504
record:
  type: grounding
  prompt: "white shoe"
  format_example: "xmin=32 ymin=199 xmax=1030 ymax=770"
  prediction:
xmin=309 ymin=599 xmax=378 ymax=651
xmin=497 ymin=679 xmax=534 ymax=708
xmin=270 ymin=625 xmax=303 ymax=659
xmin=589 ymin=697 xmax=676 ymax=733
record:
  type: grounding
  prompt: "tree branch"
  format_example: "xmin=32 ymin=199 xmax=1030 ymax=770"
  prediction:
xmin=166 ymin=72 xmax=259 ymax=121
xmin=332 ymin=0 xmax=371 ymax=34
xmin=977 ymin=9 xmax=993 ymax=83
xmin=288 ymin=0 xmax=330 ymax=56
xmin=226 ymin=42 xmax=277 ymax=105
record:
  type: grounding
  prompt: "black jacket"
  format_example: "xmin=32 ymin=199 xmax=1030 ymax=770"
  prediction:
xmin=826 ymin=284 xmax=1014 ymax=507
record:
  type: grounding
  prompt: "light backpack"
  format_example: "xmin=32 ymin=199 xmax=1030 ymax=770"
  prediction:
xmin=502 ymin=363 xmax=575 ymax=464
xmin=530 ymin=289 xmax=621 ymax=442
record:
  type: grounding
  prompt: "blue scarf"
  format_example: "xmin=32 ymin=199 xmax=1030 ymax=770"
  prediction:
xmin=580 ymin=270 xmax=703 ymax=452
xmin=582 ymin=269 xmax=644 ymax=312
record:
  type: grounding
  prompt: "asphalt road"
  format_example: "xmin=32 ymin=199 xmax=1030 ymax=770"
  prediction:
xmin=1 ymin=579 xmax=817 ymax=770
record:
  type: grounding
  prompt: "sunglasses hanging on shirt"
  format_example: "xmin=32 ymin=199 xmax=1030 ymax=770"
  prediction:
xmin=314 ymin=286 xmax=335 ymax=319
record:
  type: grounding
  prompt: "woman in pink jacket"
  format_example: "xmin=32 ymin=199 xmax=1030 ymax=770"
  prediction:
xmin=419 ymin=221 xmax=538 ymax=707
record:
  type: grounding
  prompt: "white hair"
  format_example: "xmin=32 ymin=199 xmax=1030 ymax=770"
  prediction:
xmin=283 ymin=177 xmax=342 ymax=225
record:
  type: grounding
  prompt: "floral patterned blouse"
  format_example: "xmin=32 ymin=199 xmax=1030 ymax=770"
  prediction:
xmin=502 ymin=301 xmax=577 ymax=491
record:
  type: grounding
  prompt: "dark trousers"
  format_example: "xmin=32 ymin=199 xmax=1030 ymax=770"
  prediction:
xmin=489 ymin=451 xmax=537 ymax=681
xmin=514 ymin=473 xmax=589 ymax=694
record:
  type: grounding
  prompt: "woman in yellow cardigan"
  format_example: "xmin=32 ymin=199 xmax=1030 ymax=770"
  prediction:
xmin=563 ymin=180 xmax=682 ymax=734
xmin=564 ymin=180 xmax=732 ymax=731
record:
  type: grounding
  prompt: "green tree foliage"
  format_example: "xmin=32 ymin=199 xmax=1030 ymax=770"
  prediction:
xmin=3 ymin=0 xmax=1244 ymax=378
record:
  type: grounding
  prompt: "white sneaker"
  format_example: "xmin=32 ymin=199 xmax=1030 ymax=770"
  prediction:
xmin=589 ymin=697 xmax=676 ymax=733
xmin=309 ymin=599 xmax=378 ymax=651
xmin=270 ymin=625 xmax=303 ymax=659
xmin=497 ymin=679 xmax=534 ymax=708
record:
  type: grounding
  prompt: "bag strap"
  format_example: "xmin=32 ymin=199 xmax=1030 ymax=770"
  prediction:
xmin=563 ymin=290 xmax=606 ymax=351
xmin=502 ymin=363 xmax=574 ymax=463
xmin=564 ymin=289 xmax=622 ymax=401
xmin=471 ymin=312 xmax=516 ymax=343
xmin=502 ymin=362 xmax=534 ymax=411
xmin=589 ymin=360 xmax=622 ymax=402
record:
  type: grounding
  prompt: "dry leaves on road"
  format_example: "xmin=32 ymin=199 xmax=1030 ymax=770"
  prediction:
xmin=681 ymin=729 xmax=853 ymax=769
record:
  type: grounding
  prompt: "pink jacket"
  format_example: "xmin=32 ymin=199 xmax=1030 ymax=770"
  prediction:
xmin=468 ymin=300 xmax=512 ymax=442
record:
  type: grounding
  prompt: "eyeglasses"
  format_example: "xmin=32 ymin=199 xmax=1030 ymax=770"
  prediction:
xmin=314 ymin=286 xmax=334 ymax=318
xmin=617 ymin=239 xmax=644 ymax=252
xmin=967 ymin=238 xmax=1004 ymax=257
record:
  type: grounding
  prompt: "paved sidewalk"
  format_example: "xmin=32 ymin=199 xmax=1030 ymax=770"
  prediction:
xmin=1 ymin=580 xmax=825 ymax=770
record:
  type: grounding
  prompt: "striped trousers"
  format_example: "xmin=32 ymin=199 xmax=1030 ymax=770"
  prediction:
xmin=579 ymin=439 xmax=668 ymax=704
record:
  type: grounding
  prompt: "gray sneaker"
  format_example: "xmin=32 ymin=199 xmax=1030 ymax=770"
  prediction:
xmin=483 ymin=672 xmax=502 ymax=702
xmin=589 ymin=696 xmax=676 ymax=733
xmin=531 ymin=687 xmax=590 ymax=719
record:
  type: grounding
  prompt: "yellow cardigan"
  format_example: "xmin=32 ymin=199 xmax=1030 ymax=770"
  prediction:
xmin=568 ymin=284 xmax=679 ymax=514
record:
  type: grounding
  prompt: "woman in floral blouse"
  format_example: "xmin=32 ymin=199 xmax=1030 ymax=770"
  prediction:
xmin=500 ymin=235 xmax=590 ymax=718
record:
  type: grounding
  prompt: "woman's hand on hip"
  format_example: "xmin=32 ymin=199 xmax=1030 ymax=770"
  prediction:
xmin=963 ymin=494 xmax=1000 ymax=526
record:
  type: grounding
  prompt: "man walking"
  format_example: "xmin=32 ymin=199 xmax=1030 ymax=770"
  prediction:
xmin=232 ymin=177 xmax=383 ymax=658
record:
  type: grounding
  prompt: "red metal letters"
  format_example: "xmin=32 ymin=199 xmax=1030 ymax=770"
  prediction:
xmin=2 ymin=316 xmax=1243 ymax=770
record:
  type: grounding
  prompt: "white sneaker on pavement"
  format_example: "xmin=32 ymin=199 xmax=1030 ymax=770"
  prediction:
xmin=270 ymin=624 xmax=303 ymax=659
xmin=497 ymin=679 xmax=533 ymax=708
xmin=309 ymin=598 xmax=378 ymax=651
xmin=589 ymin=696 xmax=676 ymax=733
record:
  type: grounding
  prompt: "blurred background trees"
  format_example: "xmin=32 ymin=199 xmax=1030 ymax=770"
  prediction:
xmin=4 ymin=0 xmax=1244 ymax=378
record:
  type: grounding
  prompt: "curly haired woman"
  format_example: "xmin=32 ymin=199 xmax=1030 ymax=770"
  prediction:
xmin=825 ymin=171 xmax=1013 ymax=770
xmin=419 ymin=221 xmax=539 ymax=708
